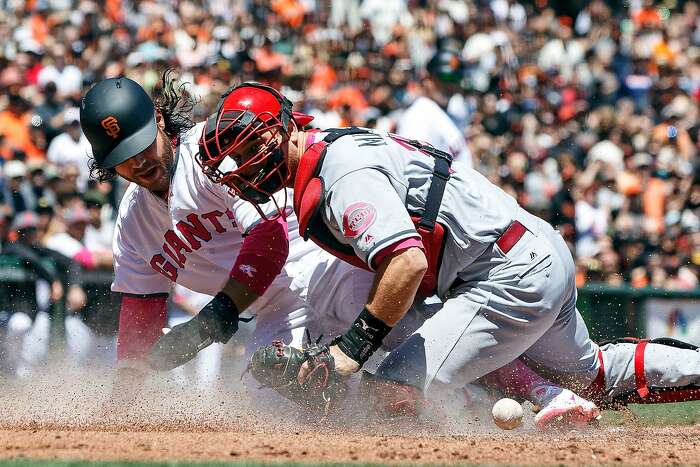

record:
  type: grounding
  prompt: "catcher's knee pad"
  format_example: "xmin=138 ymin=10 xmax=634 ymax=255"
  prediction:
xmin=360 ymin=371 xmax=428 ymax=418
xmin=586 ymin=337 xmax=700 ymax=408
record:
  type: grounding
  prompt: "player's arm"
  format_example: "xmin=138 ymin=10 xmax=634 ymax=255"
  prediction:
xmin=117 ymin=293 xmax=169 ymax=365
xmin=108 ymin=292 xmax=168 ymax=409
xmin=215 ymin=188 xmax=291 ymax=313
xmin=319 ymin=169 xmax=427 ymax=375
xmin=110 ymin=218 xmax=173 ymax=377
xmin=147 ymin=214 xmax=289 ymax=371
xmin=365 ymin=247 xmax=427 ymax=327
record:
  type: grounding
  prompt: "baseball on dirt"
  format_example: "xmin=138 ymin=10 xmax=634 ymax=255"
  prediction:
xmin=491 ymin=398 xmax=523 ymax=430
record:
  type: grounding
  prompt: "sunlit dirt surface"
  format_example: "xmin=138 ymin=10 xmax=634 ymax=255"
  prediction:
xmin=1 ymin=365 xmax=699 ymax=465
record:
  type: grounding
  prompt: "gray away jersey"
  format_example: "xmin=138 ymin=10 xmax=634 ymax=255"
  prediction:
xmin=315 ymin=129 xmax=521 ymax=296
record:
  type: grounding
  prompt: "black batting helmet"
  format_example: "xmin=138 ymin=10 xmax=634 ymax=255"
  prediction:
xmin=80 ymin=77 xmax=157 ymax=169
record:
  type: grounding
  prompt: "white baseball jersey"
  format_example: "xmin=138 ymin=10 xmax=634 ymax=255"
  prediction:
xmin=311 ymin=129 xmax=522 ymax=296
xmin=111 ymin=122 xmax=317 ymax=311
xmin=396 ymin=96 xmax=473 ymax=168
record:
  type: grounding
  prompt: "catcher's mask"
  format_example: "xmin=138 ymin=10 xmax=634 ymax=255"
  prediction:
xmin=198 ymin=82 xmax=312 ymax=218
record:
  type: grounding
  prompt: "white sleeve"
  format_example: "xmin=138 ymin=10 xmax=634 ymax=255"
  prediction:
xmin=111 ymin=227 xmax=170 ymax=295
xmin=230 ymin=189 xmax=291 ymax=235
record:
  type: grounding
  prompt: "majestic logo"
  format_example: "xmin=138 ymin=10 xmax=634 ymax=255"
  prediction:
xmin=342 ymin=202 xmax=376 ymax=238
xmin=358 ymin=318 xmax=377 ymax=332
xmin=239 ymin=264 xmax=257 ymax=278
xmin=101 ymin=116 xmax=121 ymax=139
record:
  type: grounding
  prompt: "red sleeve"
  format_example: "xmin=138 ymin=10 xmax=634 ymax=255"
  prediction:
xmin=371 ymin=237 xmax=425 ymax=269
xmin=117 ymin=295 xmax=168 ymax=362
xmin=230 ymin=215 xmax=289 ymax=296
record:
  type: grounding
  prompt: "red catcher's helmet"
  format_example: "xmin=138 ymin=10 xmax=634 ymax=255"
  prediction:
xmin=198 ymin=82 xmax=311 ymax=213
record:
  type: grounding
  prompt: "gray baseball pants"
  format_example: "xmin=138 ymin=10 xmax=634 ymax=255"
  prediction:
xmin=375 ymin=211 xmax=700 ymax=401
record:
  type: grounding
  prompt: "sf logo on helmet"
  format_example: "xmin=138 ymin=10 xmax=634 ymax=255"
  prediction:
xmin=101 ymin=116 xmax=121 ymax=139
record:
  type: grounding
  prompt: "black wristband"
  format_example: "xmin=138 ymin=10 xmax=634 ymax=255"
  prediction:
xmin=199 ymin=292 xmax=241 ymax=343
xmin=335 ymin=308 xmax=392 ymax=366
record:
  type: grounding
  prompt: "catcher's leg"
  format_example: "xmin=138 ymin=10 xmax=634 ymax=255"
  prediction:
xmin=592 ymin=337 xmax=700 ymax=407
xmin=521 ymin=226 xmax=700 ymax=408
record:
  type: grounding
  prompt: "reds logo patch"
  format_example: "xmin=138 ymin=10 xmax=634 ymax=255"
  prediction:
xmin=101 ymin=116 xmax=121 ymax=139
xmin=342 ymin=202 xmax=376 ymax=238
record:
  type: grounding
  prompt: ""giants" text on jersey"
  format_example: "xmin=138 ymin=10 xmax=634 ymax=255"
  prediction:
xmin=149 ymin=209 xmax=237 ymax=281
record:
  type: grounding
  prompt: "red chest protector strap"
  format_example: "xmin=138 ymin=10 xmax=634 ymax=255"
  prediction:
xmin=293 ymin=128 xmax=452 ymax=295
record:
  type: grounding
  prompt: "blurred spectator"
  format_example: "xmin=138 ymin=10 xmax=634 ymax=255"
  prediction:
xmin=37 ymin=44 xmax=83 ymax=98
xmin=44 ymin=204 xmax=112 ymax=270
xmin=46 ymin=107 xmax=92 ymax=192
xmin=0 ymin=0 xmax=699 ymax=291
xmin=0 ymin=94 xmax=44 ymax=160
xmin=396 ymin=48 xmax=473 ymax=167
xmin=1 ymin=211 xmax=86 ymax=314
xmin=83 ymin=190 xmax=114 ymax=254
xmin=33 ymin=82 xmax=64 ymax=142
xmin=1 ymin=161 xmax=36 ymax=215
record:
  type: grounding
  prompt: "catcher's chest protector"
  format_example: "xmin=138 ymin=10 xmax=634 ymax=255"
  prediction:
xmin=293 ymin=127 xmax=450 ymax=296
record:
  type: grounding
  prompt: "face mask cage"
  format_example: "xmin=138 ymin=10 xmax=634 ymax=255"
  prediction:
xmin=197 ymin=105 xmax=291 ymax=220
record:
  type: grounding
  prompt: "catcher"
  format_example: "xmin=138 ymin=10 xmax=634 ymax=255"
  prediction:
xmin=197 ymin=82 xmax=700 ymax=418
xmin=80 ymin=74 xmax=595 ymax=426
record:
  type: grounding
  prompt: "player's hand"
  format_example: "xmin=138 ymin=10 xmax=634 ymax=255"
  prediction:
xmin=329 ymin=344 xmax=361 ymax=375
xmin=147 ymin=292 xmax=250 ymax=371
xmin=248 ymin=340 xmax=349 ymax=415
xmin=297 ymin=344 xmax=360 ymax=382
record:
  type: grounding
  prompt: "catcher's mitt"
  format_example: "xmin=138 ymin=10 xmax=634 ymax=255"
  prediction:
xmin=247 ymin=337 xmax=347 ymax=415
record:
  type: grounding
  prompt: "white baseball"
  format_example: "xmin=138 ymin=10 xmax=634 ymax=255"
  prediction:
xmin=491 ymin=398 xmax=523 ymax=430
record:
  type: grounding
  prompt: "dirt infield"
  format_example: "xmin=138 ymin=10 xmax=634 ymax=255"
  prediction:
xmin=0 ymin=425 xmax=699 ymax=465
xmin=2 ymin=367 xmax=699 ymax=465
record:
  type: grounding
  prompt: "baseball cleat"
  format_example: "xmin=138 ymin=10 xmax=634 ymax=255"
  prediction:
xmin=533 ymin=388 xmax=600 ymax=429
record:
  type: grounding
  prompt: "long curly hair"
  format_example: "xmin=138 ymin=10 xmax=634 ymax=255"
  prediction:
xmin=88 ymin=69 xmax=198 ymax=183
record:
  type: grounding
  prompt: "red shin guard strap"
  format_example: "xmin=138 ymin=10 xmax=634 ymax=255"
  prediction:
xmin=583 ymin=349 xmax=606 ymax=399
xmin=635 ymin=339 xmax=650 ymax=398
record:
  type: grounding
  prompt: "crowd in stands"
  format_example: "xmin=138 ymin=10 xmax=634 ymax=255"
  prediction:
xmin=1 ymin=0 xmax=700 ymax=323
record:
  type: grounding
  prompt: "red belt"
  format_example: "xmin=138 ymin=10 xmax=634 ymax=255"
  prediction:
xmin=495 ymin=220 xmax=527 ymax=254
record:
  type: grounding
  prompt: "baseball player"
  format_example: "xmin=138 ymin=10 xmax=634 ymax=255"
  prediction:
xmin=80 ymin=75 xmax=600 ymax=427
xmin=198 ymin=82 xmax=700 ymax=417
xmin=396 ymin=49 xmax=473 ymax=168
xmin=78 ymin=75 xmax=378 ymax=396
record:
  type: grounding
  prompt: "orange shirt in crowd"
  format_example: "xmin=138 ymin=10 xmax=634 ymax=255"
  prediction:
xmin=106 ymin=0 xmax=124 ymax=23
xmin=0 ymin=111 xmax=44 ymax=160
xmin=29 ymin=14 xmax=48 ymax=45
xmin=271 ymin=0 xmax=305 ymax=28
xmin=327 ymin=86 xmax=368 ymax=111
xmin=652 ymin=41 xmax=675 ymax=65
xmin=253 ymin=48 xmax=288 ymax=74
xmin=643 ymin=177 xmax=666 ymax=234
xmin=309 ymin=62 xmax=337 ymax=93
xmin=633 ymin=7 xmax=662 ymax=27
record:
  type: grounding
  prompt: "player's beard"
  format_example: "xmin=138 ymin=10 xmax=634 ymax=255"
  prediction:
xmin=148 ymin=129 xmax=176 ymax=198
